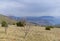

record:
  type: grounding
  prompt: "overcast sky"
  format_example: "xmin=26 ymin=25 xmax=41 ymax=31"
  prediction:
xmin=0 ymin=0 xmax=60 ymax=17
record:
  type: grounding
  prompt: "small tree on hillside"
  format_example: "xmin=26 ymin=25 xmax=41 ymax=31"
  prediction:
xmin=45 ymin=26 xmax=54 ymax=30
xmin=16 ymin=21 xmax=25 ymax=27
xmin=1 ymin=21 xmax=8 ymax=34
xmin=45 ymin=26 xmax=51 ymax=30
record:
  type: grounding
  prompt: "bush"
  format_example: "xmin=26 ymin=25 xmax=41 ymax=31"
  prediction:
xmin=16 ymin=21 xmax=25 ymax=27
xmin=1 ymin=21 xmax=8 ymax=27
xmin=45 ymin=27 xmax=50 ymax=30
xmin=45 ymin=26 xmax=54 ymax=30
xmin=45 ymin=26 xmax=52 ymax=30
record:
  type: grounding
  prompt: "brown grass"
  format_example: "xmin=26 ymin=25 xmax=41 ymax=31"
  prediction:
xmin=0 ymin=25 xmax=60 ymax=41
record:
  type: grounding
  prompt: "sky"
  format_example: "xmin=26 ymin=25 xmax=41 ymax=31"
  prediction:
xmin=0 ymin=0 xmax=60 ymax=17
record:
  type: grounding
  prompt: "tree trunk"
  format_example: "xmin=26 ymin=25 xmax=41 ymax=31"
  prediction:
xmin=5 ymin=27 xmax=7 ymax=34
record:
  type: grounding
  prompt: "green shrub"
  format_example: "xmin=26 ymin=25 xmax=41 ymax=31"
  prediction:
xmin=45 ymin=27 xmax=50 ymax=30
xmin=1 ymin=21 xmax=8 ymax=34
xmin=45 ymin=26 xmax=54 ymax=30
xmin=1 ymin=21 xmax=8 ymax=27
xmin=16 ymin=21 xmax=25 ymax=27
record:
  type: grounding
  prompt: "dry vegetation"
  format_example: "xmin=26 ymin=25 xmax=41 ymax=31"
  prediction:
xmin=0 ymin=25 xmax=60 ymax=41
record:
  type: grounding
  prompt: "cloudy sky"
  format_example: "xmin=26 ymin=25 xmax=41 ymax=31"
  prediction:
xmin=0 ymin=0 xmax=60 ymax=17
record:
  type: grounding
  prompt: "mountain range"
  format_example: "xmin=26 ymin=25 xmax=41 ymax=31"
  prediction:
xmin=0 ymin=14 xmax=60 ymax=26
xmin=8 ymin=16 xmax=60 ymax=26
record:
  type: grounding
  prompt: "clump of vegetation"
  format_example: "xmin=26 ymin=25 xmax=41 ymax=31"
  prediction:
xmin=45 ymin=26 xmax=54 ymax=30
xmin=45 ymin=26 xmax=51 ymax=30
xmin=1 ymin=21 xmax=8 ymax=27
xmin=45 ymin=27 xmax=50 ymax=30
xmin=16 ymin=21 xmax=25 ymax=27
xmin=12 ymin=23 xmax=16 ymax=25
xmin=1 ymin=21 xmax=8 ymax=34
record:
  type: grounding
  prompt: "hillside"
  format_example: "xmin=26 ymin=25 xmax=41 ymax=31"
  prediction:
xmin=0 ymin=25 xmax=59 ymax=41
xmin=0 ymin=14 xmax=17 ymax=24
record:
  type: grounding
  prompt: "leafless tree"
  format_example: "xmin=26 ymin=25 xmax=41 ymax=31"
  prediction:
xmin=24 ymin=23 xmax=30 ymax=38
xmin=21 ymin=17 xmax=31 ymax=38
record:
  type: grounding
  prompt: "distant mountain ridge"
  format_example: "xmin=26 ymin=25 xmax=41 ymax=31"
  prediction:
xmin=9 ymin=16 xmax=60 ymax=26
xmin=1 ymin=14 xmax=60 ymax=26
xmin=0 ymin=14 xmax=59 ymax=26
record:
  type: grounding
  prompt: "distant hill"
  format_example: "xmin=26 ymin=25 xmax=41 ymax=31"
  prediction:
xmin=9 ymin=16 xmax=57 ymax=26
xmin=0 ymin=14 xmax=17 ymax=24
xmin=25 ymin=16 xmax=55 ymax=26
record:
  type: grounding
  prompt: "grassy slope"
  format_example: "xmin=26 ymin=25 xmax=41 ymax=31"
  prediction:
xmin=0 ymin=25 xmax=60 ymax=41
xmin=0 ymin=14 xmax=17 ymax=24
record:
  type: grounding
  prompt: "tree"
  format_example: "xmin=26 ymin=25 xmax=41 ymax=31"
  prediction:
xmin=24 ymin=25 xmax=30 ymax=38
xmin=16 ymin=17 xmax=31 ymax=38
xmin=45 ymin=26 xmax=54 ymax=30
xmin=16 ymin=21 xmax=25 ymax=27
xmin=45 ymin=26 xmax=51 ymax=30
xmin=1 ymin=21 xmax=8 ymax=34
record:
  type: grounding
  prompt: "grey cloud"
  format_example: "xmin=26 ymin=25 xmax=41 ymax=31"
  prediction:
xmin=0 ymin=0 xmax=60 ymax=16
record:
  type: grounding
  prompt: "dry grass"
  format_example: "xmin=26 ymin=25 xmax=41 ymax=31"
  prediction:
xmin=0 ymin=25 xmax=60 ymax=41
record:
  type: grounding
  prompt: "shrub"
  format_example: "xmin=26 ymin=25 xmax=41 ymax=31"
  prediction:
xmin=45 ymin=26 xmax=52 ymax=30
xmin=45 ymin=27 xmax=50 ymax=30
xmin=1 ymin=21 xmax=8 ymax=34
xmin=13 ymin=23 xmax=16 ymax=25
xmin=16 ymin=21 xmax=25 ymax=27
xmin=1 ymin=21 xmax=8 ymax=27
xmin=45 ymin=26 xmax=54 ymax=30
